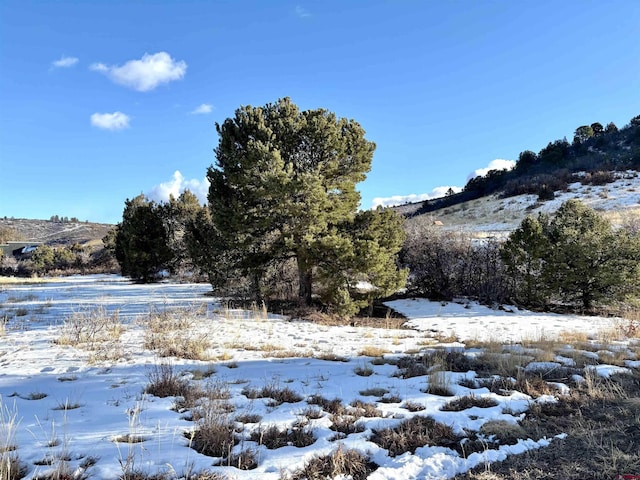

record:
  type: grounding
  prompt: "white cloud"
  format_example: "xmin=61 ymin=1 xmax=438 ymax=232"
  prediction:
xmin=191 ymin=103 xmax=213 ymax=114
xmin=90 ymin=112 xmax=131 ymax=130
xmin=52 ymin=56 xmax=79 ymax=68
xmin=467 ymin=158 xmax=516 ymax=181
xmin=90 ymin=52 xmax=187 ymax=92
xmin=372 ymin=186 xmax=462 ymax=208
xmin=147 ymin=170 xmax=209 ymax=204
xmin=295 ymin=5 xmax=311 ymax=17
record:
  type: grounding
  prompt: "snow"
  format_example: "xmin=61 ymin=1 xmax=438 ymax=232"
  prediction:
xmin=0 ymin=275 xmax=636 ymax=479
xmin=386 ymin=298 xmax=616 ymax=342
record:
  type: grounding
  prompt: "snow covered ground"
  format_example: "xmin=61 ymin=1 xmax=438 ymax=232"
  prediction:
xmin=0 ymin=275 xmax=636 ymax=479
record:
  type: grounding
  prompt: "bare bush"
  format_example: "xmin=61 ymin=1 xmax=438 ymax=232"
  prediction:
xmin=401 ymin=219 xmax=507 ymax=303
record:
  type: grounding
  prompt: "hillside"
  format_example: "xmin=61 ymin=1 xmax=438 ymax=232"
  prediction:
xmin=404 ymin=170 xmax=640 ymax=238
xmin=0 ymin=218 xmax=114 ymax=247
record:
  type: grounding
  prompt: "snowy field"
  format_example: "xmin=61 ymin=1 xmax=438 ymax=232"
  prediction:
xmin=0 ymin=275 xmax=637 ymax=479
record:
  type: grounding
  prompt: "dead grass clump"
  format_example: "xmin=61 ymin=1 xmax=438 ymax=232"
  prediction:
xmin=402 ymin=401 xmax=426 ymax=412
xmin=479 ymin=420 xmax=527 ymax=445
xmin=514 ymin=372 xmax=557 ymax=398
xmin=186 ymin=412 xmax=238 ymax=458
xmin=358 ymin=346 xmax=389 ymax=357
xmin=214 ymin=448 xmax=258 ymax=470
xmin=143 ymin=307 xmax=212 ymax=360
xmin=285 ymin=446 xmax=376 ymax=480
xmin=458 ymin=371 xmax=640 ymax=480
xmin=251 ymin=424 xmax=315 ymax=449
xmin=307 ymin=395 xmax=346 ymax=415
xmin=56 ymin=306 xmax=123 ymax=346
xmin=358 ymin=387 xmax=389 ymax=397
xmin=235 ymin=413 xmax=262 ymax=424
xmin=145 ymin=363 xmax=192 ymax=399
xmin=314 ymin=352 xmax=349 ymax=362
xmin=354 ymin=363 xmax=374 ymax=377
xmin=476 ymin=376 xmax=517 ymax=395
xmin=440 ymin=395 xmax=499 ymax=412
xmin=241 ymin=381 xmax=303 ymax=406
xmin=476 ymin=352 xmax=531 ymax=378
xmin=329 ymin=414 xmax=365 ymax=437
xmin=350 ymin=400 xmax=382 ymax=417
xmin=299 ymin=406 xmax=324 ymax=420
xmin=371 ymin=415 xmax=461 ymax=457
xmin=426 ymin=371 xmax=455 ymax=396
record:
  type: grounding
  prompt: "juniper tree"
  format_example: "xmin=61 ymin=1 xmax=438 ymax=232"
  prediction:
xmin=502 ymin=200 xmax=639 ymax=310
xmin=205 ymin=97 xmax=406 ymax=314
xmin=115 ymin=195 xmax=173 ymax=282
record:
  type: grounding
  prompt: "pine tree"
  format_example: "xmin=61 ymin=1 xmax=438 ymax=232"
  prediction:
xmin=205 ymin=98 xmax=406 ymax=314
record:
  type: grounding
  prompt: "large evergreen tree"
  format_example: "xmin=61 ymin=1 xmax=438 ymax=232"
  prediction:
xmin=204 ymin=97 xmax=406 ymax=314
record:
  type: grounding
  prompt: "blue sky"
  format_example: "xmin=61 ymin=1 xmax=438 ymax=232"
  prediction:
xmin=1 ymin=1 xmax=639 ymax=224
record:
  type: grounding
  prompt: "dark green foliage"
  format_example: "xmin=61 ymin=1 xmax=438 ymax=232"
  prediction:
xmin=202 ymin=98 xmax=406 ymax=315
xmin=502 ymin=200 xmax=640 ymax=310
xmin=114 ymin=195 xmax=173 ymax=282
xmin=574 ymin=125 xmax=594 ymax=144
xmin=159 ymin=190 xmax=204 ymax=275
xmin=30 ymin=245 xmax=55 ymax=273
xmin=453 ymin=114 xmax=640 ymax=207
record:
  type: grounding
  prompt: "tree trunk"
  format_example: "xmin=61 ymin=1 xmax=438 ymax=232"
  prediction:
xmin=297 ymin=255 xmax=313 ymax=306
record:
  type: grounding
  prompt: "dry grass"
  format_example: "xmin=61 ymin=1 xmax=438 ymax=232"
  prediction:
xmin=358 ymin=346 xmax=389 ymax=357
xmin=350 ymin=400 xmax=382 ymax=418
xmin=353 ymin=363 xmax=374 ymax=377
xmin=307 ymin=395 xmax=346 ymax=415
xmin=250 ymin=423 xmax=315 ymax=449
xmin=186 ymin=410 xmax=237 ymax=458
xmin=142 ymin=306 xmax=212 ymax=360
xmin=426 ymin=370 xmax=455 ymax=396
xmin=145 ymin=362 xmax=193 ymax=399
xmin=440 ymin=395 xmax=499 ymax=412
xmin=241 ymin=380 xmax=303 ymax=406
xmin=1 ymin=397 xmax=26 ymax=480
xmin=459 ymin=370 xmax=640 ymax=479
xmin=371 ymin=415 xmax=461 ymax=457
xmin=55 ymin=306 xmax=124 ymax=361
xmin=284 ymin=445 xmax=376 ymax=480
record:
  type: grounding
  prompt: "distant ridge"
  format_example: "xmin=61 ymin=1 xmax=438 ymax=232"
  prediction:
xmin=0 ymin=218 xmax=114 ymax=246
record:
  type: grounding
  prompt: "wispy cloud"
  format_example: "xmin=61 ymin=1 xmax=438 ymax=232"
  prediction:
xmin=372 ymin=186 xmax=462 ymax=208
xmin=90 ymin=112 xmax=131 ymax=130
xmin=51 ymin=56 xmax=79 ymax=68
xmin=147 ymin=170 xmax=209 ymax=204
xmin=191 ymin=103 xmax=213 ymax=114
xmin=295 ymin=5 xmax=311 ymax=18
xmin=467 ymin=158 xmax=516 ymax=181
xmin=90 ymin=52 xmax=187 ymax=92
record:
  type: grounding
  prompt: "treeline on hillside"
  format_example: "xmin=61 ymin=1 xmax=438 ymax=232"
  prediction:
xmin=413 ymin=115 xmax=640 ymax=216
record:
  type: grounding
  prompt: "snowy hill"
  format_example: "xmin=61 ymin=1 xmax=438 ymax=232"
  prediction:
xmin=405 ymin=170 xmax=640 ymax=238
